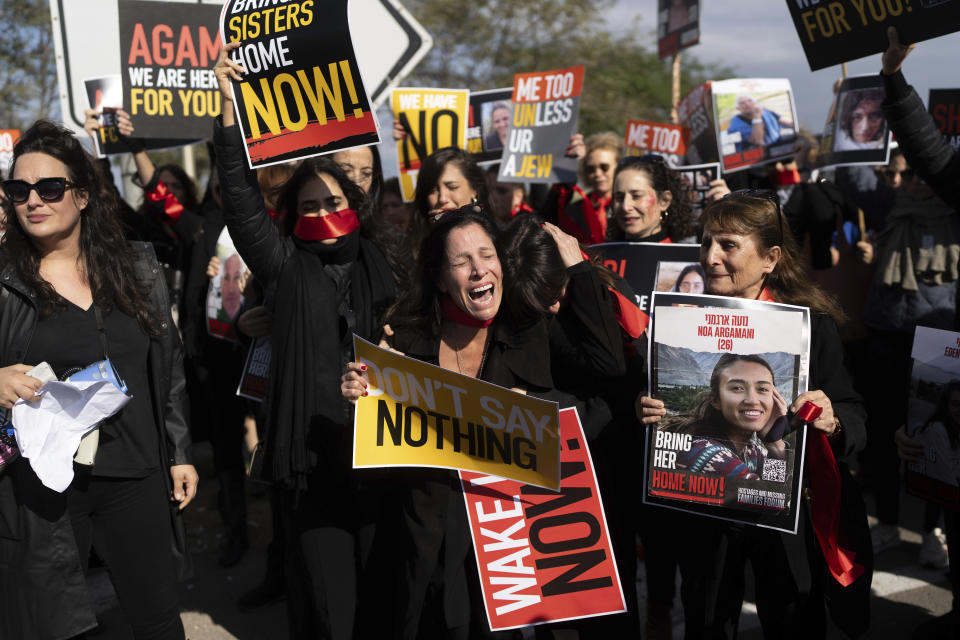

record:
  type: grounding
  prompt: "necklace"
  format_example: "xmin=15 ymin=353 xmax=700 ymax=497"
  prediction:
xmin=453 ymin=332 xmax=490 ymax=377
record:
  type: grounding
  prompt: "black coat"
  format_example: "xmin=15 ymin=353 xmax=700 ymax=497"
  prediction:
xmin=0 ymin=242 xmax=191 ymax=639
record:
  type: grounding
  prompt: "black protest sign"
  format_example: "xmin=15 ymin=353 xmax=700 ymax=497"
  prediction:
xmin=84 ymin=76 xmax=197 ymax=158
xmin=467 ymin=88 xmax=512 ymax=166
xmin=818 ymin=74 xmax=891 ymax=167
xmin=929 ymin=89 xmax=960 ymax=151
xmin=498 ymin=66 xmax=584 ymax=185
xmin=677 ymin=82 xmax=718 ymax=166
xmin=786 ymin=0 xmax=960 ymax=71
xmin=658 ymin=0 xmax=701 ymax=59
xmin=118 ymin=0 xmax=223 ymax=140
xmin=222 ymin=0 xmax=380 ymax=169
xmin=589 ymin=242 xmax=702 ymax=315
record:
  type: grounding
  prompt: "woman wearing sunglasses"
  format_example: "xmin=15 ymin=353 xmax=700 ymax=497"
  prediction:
xmin=607 ymin=154 xmax=698 ymax=243
xmin=0 ymin=120 xmax=194 ymax=639
xmin=637 ymin=191 xmax=871 ymax=638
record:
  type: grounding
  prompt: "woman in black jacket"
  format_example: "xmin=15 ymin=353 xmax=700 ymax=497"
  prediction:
xmin=638 ymin=192 xmax=872 ymax=639
xmin=0 ymin=120 xmax=195 ymax=640
xmin=214 ymin=46 xmax=407 ymax=638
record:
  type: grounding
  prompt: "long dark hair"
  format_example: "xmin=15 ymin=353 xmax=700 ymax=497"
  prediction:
xmin=923 ymin=379 xmax=960 ymax=449
xmin=279 ymin=156 xmax=409 ymax=285
xmin=497 ymin=215 xmax=568 ymax=324
xmin=409 ymin=147 xmax=489 ymax=248
xmin=839 ymin=88 xmax=886 ymax=143
xmin=673 ymin=263 xmax=706 ymax=292
xmin=387 ymin=206 xmax=498 ymax=334
xmin=1 ymin=120 xmax=159 ymax=333
xmin=608 ymin=156 xmax=697 ymax=241
xmin=661 ymin=353 xmax=775 ymax=438
xmin=153 ymin=163 xmax=198 ymax=210
xmin=701 ymin=194 xmax=845 ymax=324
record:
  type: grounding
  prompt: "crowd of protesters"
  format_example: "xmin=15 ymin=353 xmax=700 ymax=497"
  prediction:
xmin=0 ymin=25 xmax=957 ymax=640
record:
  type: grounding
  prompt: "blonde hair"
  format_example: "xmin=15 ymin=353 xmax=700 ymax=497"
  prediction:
xmin=578 ymin=132 xmax=623 ymax=184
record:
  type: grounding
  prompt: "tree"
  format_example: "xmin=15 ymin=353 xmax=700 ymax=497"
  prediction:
xmin=0 ymin=0 xmax=59 ymax=130
xmin=402 ymin=0 xmax=730 ymax=135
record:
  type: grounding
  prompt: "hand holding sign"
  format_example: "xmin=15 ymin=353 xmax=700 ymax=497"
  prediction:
xmin=213 ymin=41 xmax=245 ymax=127
xmin=882 ymin=26 xmax=917 ymax=75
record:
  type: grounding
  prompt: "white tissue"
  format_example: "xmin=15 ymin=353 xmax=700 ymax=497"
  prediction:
xmin=12 ymin=380 xmax=131 ymax=492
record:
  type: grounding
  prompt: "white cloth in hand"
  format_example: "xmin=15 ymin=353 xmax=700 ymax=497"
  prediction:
xmin=12 ymin=380 xmax=130 ymax=492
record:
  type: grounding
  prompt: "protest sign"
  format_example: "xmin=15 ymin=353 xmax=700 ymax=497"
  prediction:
xmin=206 ymin=228 xmax=247 ymax=342
xmin=237 ymin=336 xmax=271 ymax=402
xmin=0 ymin=130 xmax=19 ymax=178
xmin=589 ymin=242 xmax=701 ymax=315
xmin=118 ymin=0 xmax=222 ymax=140
xmin=658 ymin=0 xmax=700 ymax=59
xmin=221 ymin=0 xmax=381 ymax=169
xmin=623 ymin=119 xmax=690 ymax=165
xmin=392 ymin=88 xmax=470 ymax=201
xmin=676 ymin=164 xmax=720 ymax=215
xmin=676 ymin=82 xmax=718 ymax=167
xmin=467 ymin=88 xmax=513 ymax=167
xmin=713 ymin=78 xmax=799 ymax=172
xmin=819 ymin=75 xmax=891 ymax=168
xmin=930 ymin=89 xmax=960 ymax=151
xmin=785 ymin=0 xmax=960 ymax=71
xmin=645 ymin=292 xmax=811 ymax=533
xmin=460 ymin=408 xmax=625 ymax=631
xmin=905 ymin=326 xmax=960 ymax=509
xmin=352 ymin=337 xmax=561 ymax=490
xmin=498 ymin=66 xmax=583 ymax=185
xmin=84 ymin=75 xmax=197 ymax=158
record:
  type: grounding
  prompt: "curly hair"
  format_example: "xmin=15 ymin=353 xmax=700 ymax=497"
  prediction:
xmin=578 ymin=132 xmax=622 ymax=185
xmin=1 ymin=120 xmax=159 ymax=333
xmin=839 ymin=88 xmax=886 ymax=143
xmin=279 ymin=156 xmax=410 ymax=286
xmin=608 ymin=156 xmax=697 ymax=241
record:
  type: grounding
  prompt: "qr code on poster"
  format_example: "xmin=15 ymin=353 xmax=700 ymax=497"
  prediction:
xmin=762 ymin=459 xmax=787 ymax=482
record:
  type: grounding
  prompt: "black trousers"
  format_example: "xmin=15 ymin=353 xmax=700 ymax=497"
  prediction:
xmin=67 ymin=470 xmax=184 ymax=640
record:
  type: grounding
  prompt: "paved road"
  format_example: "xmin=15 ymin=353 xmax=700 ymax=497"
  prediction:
xmin=86 ymin=444 xmax=952 ymax=639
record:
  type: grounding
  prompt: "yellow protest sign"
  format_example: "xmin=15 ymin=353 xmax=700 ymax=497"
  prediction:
xmin=391 ymin=87 xmax=470 ymax=202
xmin=352 ymin=336 xmax=560 ymax=490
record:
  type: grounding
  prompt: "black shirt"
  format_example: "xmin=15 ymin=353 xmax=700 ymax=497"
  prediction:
xmin=23 ymin=300 xmax=157 ymax=477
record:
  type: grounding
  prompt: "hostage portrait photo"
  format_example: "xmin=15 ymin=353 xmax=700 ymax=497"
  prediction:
xmin=818 ymin=75 xmax=892 ymax=168
xmin=481 ymin=100 xmax=512 ymax=153
xmin=655 ymin=261 xmax=706 ymax=294
xmin=206 ymin=228 xmax=248 ymax=341
xmin=713 ymin=78 xmax=798 ymax=172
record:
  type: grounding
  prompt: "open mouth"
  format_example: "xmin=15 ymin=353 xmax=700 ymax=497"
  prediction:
xmin=740 ymin=409 xmax=764 ymax=420
xmin=469 ymin=283 xmax=494 ymax=302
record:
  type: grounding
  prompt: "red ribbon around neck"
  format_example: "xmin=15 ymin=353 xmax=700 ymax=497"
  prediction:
xmin=293 ymin=209 xmax=360 ymax=241
xmin=580 ymin=249 xmax=648 ymax=338
xmin=441 ymin=294 xmax=495 ymax=328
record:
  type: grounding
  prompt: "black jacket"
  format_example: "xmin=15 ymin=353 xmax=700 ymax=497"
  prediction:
xmin=0 ymin=242 xmax=191 ymax=640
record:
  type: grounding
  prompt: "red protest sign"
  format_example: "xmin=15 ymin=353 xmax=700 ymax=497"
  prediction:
xmin=460 ymin=407 xmax=625 ymax=631
xmin=624 ymin=119 xmax=689 ymax=156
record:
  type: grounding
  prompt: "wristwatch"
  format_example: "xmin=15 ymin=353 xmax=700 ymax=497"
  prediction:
xmin=751 ymin=118 xmax=763 ymax=124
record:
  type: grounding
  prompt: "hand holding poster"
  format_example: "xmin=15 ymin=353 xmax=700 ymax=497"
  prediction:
xmin=645 ymin=292 xmax=811 ymax=533
xmin=498 ymin=66 xmax=583 ymax=185
xmin=353 ymin=337 xmax=561 ymax=490
xmin=118 ymin=0 xmax=223 ymax=140
xmin=467 ymin=88 xmax=513 ymax=166
xmin=930 ymin=89 xmax=960 ymax=151
xmin=206 ymin=228 xmax=248 ymax=342
xmin=786 ymin=0 xmax=960 ymax=71
xmin=819 ymin=75 xmax=891 ymax=167
xmin=905 ymin=326 xmax=960 ymax=508
xmin=713 ymin=78 xmax=799 ymax=172
xmin=460 ymin=408 xmax=625 ymax=631
xmin=221 ymin=0 xmax=380 ymax=169
xmin=658 ymin=0 xmax=701 ymax=59
xmin=392 ymin=88 xmax=470 ymax=201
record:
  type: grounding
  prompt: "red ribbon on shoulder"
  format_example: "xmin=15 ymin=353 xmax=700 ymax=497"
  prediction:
xmin=762 ymin=289 xmax=864 ymax=587
xmin=659 ymin=237 xmax=673 ymax=244
xmin=293 ymin=209 xmax=360 ymax=241
xmin=580 ymin=249 xmax=648 ymax=338
xmin=145 ymin=179 xmax=184 ymax=223
xmin=441 ymin=294 xmax=495 ymax=328
xmin=556 ymin=186 xmax=609 ymax=245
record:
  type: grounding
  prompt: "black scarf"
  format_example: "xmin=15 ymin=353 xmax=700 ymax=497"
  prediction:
xmin=261 ymin=230 xmax=397 ymax=489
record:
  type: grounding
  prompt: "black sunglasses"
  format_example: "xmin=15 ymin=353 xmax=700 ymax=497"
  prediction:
xmin=721 ymin=189 xmax=785 ymax=247
xmin=585 ymin=162 xmax=612 ymax=174
xmin=3 ymin=178 xmax=76 ymax=205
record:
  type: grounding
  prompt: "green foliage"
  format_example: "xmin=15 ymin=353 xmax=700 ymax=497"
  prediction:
xmin=657 ymin=385 xmax=707 ymax=414
xmin=0 ymin=0 xmax=58 ymax=130
xmin=403 ymin=0 xmax=730 ymax=135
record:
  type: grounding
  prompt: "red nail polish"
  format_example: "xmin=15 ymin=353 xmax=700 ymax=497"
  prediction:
xmin=360 ymin=364 xmax=367 ymax=371
xmin=363 ymin=390 xmax=368 ymax=396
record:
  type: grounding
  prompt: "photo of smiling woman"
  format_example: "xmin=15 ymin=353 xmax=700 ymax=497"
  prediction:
xmin=660 ymin=353 xmax=789 ymax=479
